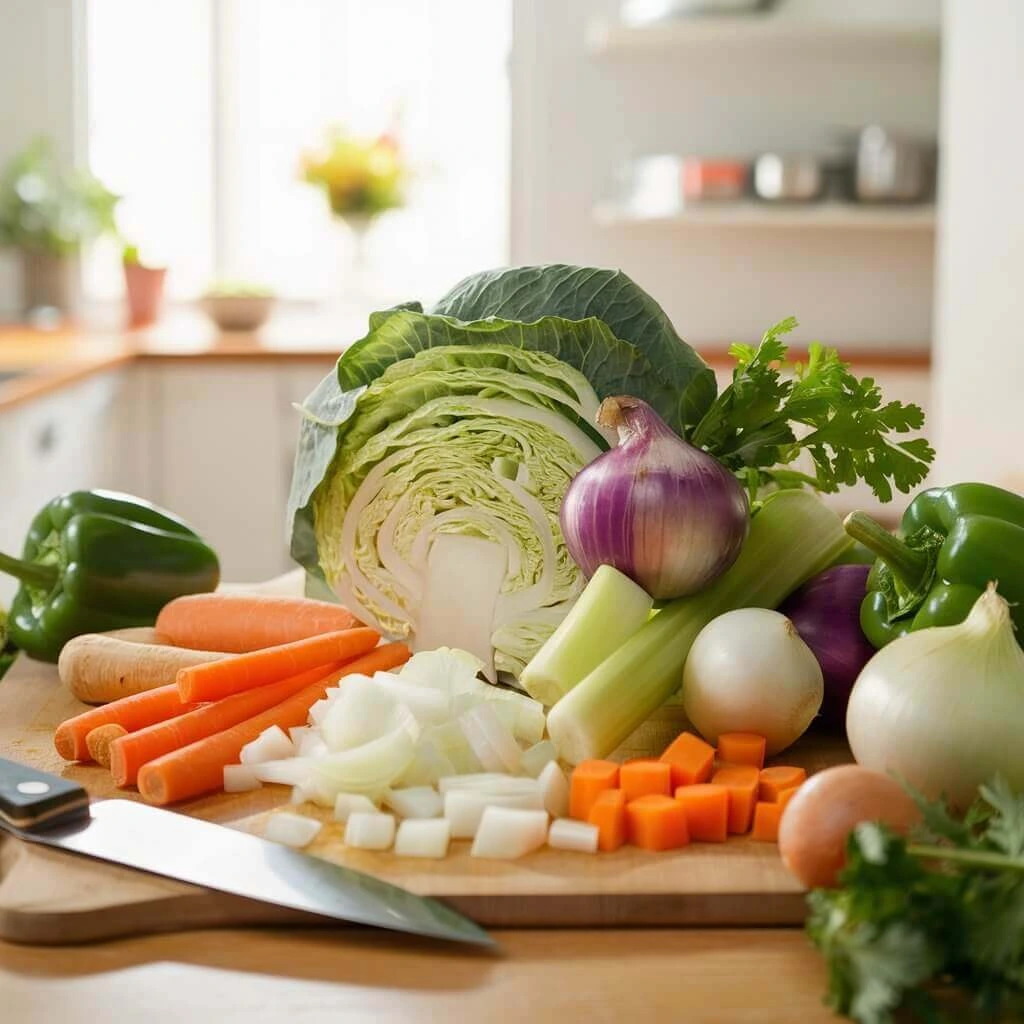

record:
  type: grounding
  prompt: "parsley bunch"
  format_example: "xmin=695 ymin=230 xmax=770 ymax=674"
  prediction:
xmin=690 ymin=317 xmax=935 ymax=504
xmin=807 ymin=778 xmax=1024 ymax=1024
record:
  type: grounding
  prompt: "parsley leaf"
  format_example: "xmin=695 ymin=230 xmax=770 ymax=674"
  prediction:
xmin=691 ymin=317 xmax=935 ymax=502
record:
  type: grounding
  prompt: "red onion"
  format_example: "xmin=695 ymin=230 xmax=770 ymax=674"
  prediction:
xmin=560 ymin=396 xmax=749 ymax=600
xmin=779 ymin=564 xmax=874 ymax=730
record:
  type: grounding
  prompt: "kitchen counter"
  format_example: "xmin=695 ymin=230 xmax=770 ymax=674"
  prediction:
xmin=1 ymin=924 xmax=837 ymax=1023
xmin=0 ymin=317 xmax=932 ymax=414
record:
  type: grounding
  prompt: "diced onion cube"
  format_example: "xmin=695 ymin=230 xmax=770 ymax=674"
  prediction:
xmin=384 ymin=786 xmax=443 ymax=820
xmin=471 ymin=807 xmax=549 ymax=859
xmin=444 ymin=788 xmax=545 ymax=839
xmin=548 ymin=818 xmax=599 ymax=854
xmin=298 ymin=733 xmax=329 ymax=758
xmin=223 ymin=764 xmax=261 ymax=793
xmin=289 ymin=726 xmax=312 ymax=746
xmin=265 ymin=812 xmax=322 ymax=849
xmin=519 ymin=740 xmax=558 ymax=778
xmin=438 ymin=773 xmax=535 ymax=795
xmin=538 ymin=760 xmax=570 ymax=818
xmin=394 ymin=818 xmax=451 ymax=859
xmin=333 ymin=793 xmax=379 ymax=823
xmin=308 ymin=698 xmax=332 ymax=725
xmin=344 ymin=812 xmax=396 ymax=851
xmin=239 ymin=725 xmax=295 ymax=765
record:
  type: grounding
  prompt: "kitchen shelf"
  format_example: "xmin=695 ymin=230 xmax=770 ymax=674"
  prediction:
xmin=593 ymin=200 xmax=937 ymax=232
xmin=586 ymin=16 xmax=940 ymax=57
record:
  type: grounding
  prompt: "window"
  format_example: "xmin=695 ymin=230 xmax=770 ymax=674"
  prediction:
xmin=84 ymin=0 xmax=511 ymax=304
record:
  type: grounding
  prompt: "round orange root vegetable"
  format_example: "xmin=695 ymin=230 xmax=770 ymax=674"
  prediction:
xmin=778 ymin=764 xmax=920 ymax=889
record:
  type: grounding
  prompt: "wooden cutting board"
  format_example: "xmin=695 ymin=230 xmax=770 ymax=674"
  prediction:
xmin=0 ymin=655 xmax=852 ymax=941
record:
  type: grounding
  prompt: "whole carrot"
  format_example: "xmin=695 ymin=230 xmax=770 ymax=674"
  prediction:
xmin=137 ymin=642 xmax=410 ymax=805
xmin=156 ymin=593 xmax=361 ymax=653
xmin=111 ymin=662 xmax=345 ymax=787
xmin=176 ymin=627 xmax=380 ymax=703
xmin=55 ymin=685 xmax=201 ymax=762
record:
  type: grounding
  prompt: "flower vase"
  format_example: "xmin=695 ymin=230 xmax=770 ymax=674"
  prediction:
xmin=336 ymin=213 xmax=375 ymax=305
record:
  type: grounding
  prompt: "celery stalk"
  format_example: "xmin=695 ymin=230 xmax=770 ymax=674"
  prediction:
xmin=546 ymin=491 xmax=850 ymax=764
xmin=520 ymin=565 xmax=654 ymax=706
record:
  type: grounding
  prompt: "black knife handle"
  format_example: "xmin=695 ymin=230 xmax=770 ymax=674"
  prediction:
xmin=0 ymin=758 xmax=90 ymax=832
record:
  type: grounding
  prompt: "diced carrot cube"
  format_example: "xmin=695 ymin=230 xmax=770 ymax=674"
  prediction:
xmin=674 ymin=784 xmax=728 ymax=843
xmin=625 ymin=795 xmax=690 ymax=851
xmin=587 ymin=789 xmax=627 ymax=852
xmin=659 ymin=731 xmax=715 ymax=788
xmin=570 ymin=760 xmax=620 ymax=821
xmin=777 ymin=784 xmax=801 ymax=811
xmin=716 ymin=733 xmax=767 ymax=769
xmin=751 ymin=801 xmax=784 ymax=842
xmin=712 ymin=764 xmax=760 ymax=834
xmin=758 ymin=765 xmax=807 ymax=802
xmin=620 ymin=759 xmax=672 ymax=801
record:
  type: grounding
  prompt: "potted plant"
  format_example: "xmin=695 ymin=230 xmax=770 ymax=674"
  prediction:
xmin=299 ymin=126 xmax=407 ymax=291
xmin=122 ymin=244 xmax=167 ymax=327
xmin=0 ymin=138 xmax=119 ymax=318
xmin=199 ymin=280 xmax=276 ymax=333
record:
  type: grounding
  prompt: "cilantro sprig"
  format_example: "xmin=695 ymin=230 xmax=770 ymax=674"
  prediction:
xmin=691 ymin=317 xmax=935 ymax=504
xmin=807 ymin=778 xmax=1024 ymax=1024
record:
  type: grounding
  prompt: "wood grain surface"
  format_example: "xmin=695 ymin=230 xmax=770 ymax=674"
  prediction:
xmin=0 ymin=656 xmax=852 ymax=936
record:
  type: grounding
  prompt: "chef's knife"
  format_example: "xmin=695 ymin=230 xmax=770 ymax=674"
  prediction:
xmin=0 ymin=757 xmax=493 ymax=947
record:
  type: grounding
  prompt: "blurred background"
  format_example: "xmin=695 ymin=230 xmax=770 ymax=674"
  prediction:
xmin=0 ymin=0 xmax=1020 ymax=595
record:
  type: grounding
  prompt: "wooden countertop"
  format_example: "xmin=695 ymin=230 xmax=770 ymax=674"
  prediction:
xmin=1 ymin=925 xmax=836 ymax=1023
xmin=0 ymin=316 xmax=932 ymax=415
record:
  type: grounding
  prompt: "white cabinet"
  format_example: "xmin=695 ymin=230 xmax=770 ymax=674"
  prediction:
xmin=0 ymin=371 xmax=131 ymax=607
xmin=146 ymin=361 xmax=335 ymax=582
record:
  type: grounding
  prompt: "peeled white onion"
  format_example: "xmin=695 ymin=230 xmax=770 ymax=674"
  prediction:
xmin=682 ymin=607 xmax=823 ymax=755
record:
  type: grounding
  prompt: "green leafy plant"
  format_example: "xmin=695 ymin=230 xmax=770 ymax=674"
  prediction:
xmin=807 ymin=778 xmax=1024 ymax=1023
xmin=0 ymin=138 xmax=119 ymax=255
xmin=0 ymin=603 xmax=15 ymax=680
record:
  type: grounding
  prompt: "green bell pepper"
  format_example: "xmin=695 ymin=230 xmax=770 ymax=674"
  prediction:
xmin=844 ymin=482 xmax=1024 ymax=648
xmin=0 ymin=490 xmax=220 ymax=663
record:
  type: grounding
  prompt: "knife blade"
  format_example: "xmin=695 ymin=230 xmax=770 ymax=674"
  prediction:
xmin=0 ymin=757 xmax=493 ymax=947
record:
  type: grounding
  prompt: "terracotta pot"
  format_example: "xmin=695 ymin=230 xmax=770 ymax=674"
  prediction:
xmin=19 ymin=250 xmax=80 ymax=317
xmin=124 ymin=262 xmax=167 ymax=327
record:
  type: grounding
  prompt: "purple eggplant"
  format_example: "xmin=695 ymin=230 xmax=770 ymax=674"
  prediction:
xmin=779 ymin=564 xmax=874 ymax=730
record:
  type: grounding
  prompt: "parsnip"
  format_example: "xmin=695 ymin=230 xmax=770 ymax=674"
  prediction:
xmin=59 ymin=633 xmax=230 ymax=705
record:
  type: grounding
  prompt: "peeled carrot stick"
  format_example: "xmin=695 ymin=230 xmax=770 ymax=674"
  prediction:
xmin=137 ymin=642 xmax=410 ymax=806
xmin=111 ymin=663 xmax=345 ymax=787
xmin=55 ymin=685 xmax=202 ymax=762
xmin=177 ymin=627 xmax=380 ymax=703
xmin=156 ymin=593 xmax=362 ymax=653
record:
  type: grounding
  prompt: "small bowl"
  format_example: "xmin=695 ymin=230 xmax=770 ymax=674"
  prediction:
xmin=199 ymin=294 xmax=275 ymax=332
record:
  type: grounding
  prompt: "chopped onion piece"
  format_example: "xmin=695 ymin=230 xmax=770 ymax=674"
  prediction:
xmin=471 ymin=807 xmax=549 ymax=859
xmin=444 ymin=788 xmax=545 ymax=839
xmin=372 ymin=672 xmax=451 ymax=725
xmin=250 ymin=757 xmax=315 ymax=786
xmin=519 ymin=740 xmax=558 ymax=778
xmin=298 ymin=733 xmax=329 ymax=759
xmin=460 ymin=703 xmax=521 ymax=773
xmin=344 ymin=812 xmax=396 ymax=851
xmin=223 ymin=764 xmax=261 ymax=793
xmin=311 ymin=725 xmax=417 ymax=799
xmin=309 ymin=698 xmax=332 ymax=725
xmin=239 ymin=725 xmax=295 ymax=765
xmin=394 ymin=819 xmax=451 ymax=859
xmin=396 ymin=740 xmax=455 ymax=788
xmin=548 ymin=818 xmax=598 ymax=854
xmin=265 ymin=812 xmax=322 ymax=849
xmin=384 ymin=786 xmax=443 ymax=820
xmin=321 ymin=674 xmax=410 ymax=752
xmin=424 ymin=722 xmax=484 ymax=775
xmin=289 ymin=726 xmax=312 ymax=747
xmin=538 ymin=760 xmax=570 ymax=818
xmin=438 ymin=774 xmax=539 ymax=795
xmin=333 ymin=793 xmax=379 ymax=823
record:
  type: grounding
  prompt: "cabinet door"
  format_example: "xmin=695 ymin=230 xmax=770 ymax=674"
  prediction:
xmin=0 ymin=371 xmax=128 ymax=606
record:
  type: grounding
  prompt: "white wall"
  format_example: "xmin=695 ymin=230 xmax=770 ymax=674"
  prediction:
xmin=932 ymin=0 xmax=1024 ymax=489
xmin=511 ymin=0 xmax=941 ymax=348
xmin=0 ymin=0 xmax=80 ymax=317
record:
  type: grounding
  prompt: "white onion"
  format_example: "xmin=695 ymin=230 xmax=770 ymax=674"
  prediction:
xmin=519 ymin=740 xmax=557 ymax=779
xmin=239 ymin=726 xmax=295 ymax=765
xmin=394 ymin=818 xmax=451 ymax=859
xmin=444 ymin=788 xmax=545 ymax=839
xmin=682 ymin=607 xmax=824 ymax=755
xmin=333 ymin=793 xmax=378 ymax=823
xmin=223 ymin=764 xmax=261 ymax=793
xmin=460 ymin=703 xmax=521 ymax=773
xmin=471 ymin=807 xmax=549 ymax=859
xmin=384 ymin=786 xmax=443 ymax=819
xmin=537 ymin=760 xmax=570 ymax=818
xmin=265 ymin=812 xmax=322 ymax=849
xmin=344 ymin=812 xmax=396 ymax=851
xmin=847 ymin=585 xmax=1024 ymax=810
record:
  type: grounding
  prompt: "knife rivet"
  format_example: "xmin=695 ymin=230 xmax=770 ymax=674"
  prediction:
xmin=16 ymin=781 xmax=50 ymax=795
